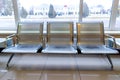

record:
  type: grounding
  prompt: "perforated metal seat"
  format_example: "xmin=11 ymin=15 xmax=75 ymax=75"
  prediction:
xmin=2 ymin=22 xmax=43 ymax=53
xmin=42 ymin=22 xmax=77 ymax=54
xmin=76 ymin=22 xmax=119 ymax=54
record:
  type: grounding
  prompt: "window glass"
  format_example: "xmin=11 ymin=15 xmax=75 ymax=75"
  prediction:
xmin=0 ymin=0 xmax=16 ymax=32
xmin=83 ymin=0 xmax=112 ymax=28
xmin=18 ymin=0 xmax=80 ymax=22
xmin=115 ymin=1 xmax=120 ymax=30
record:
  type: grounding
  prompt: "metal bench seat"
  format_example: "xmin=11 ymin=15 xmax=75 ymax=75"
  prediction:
xmin=2 ymin=44 xmax=42 ymax=53
xmin=2 ymin=22 xmax=43 ymax=54
xmin=42 ymin=22 xmax=77 ymax=54
xmin=76 ymin=22 xmax=119 ymax=54
xmin=42 ymin=45 xmax=77 ymax=54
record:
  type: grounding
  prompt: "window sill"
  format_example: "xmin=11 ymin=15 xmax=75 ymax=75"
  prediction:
xmin=105 ymin=31 xmax=120 ymax=35
xmin=0 ymin=31 xmax=16 ymax=34
xmin=0 ymin=31 xmax=120 ymax=36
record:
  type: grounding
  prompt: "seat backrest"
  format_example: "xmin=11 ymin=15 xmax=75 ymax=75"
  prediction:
xmin=76 ymin=22 xmax=105 ymax=45
xmin=47 ymin=22 xmax=74 ymax=45
xmin=17 ymin=22 xmax=43 ymax=44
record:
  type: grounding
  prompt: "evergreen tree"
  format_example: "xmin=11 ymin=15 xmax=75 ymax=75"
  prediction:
xmin=0 ymin=0 xmax=13 ymax=16
xmin=20 ymin=7 xmax=28 ymax=18
xmin=83 ymin=2 xmax=89 ymax=18
xmin=48 ymin=4 xmax=57 ymax=18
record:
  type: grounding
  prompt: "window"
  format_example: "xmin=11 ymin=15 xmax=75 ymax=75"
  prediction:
xmin=115 ymin=1 xmax=120 ymax=30
xmin=0 ymin=0 xmax=120 ymax=33
xmin=18 ymin=0 xmax=80 ymax=22
xmin=83 ymin=0 xmax=112 ymax=29
xmin=0 ymin=0 xmax=16 ymax=32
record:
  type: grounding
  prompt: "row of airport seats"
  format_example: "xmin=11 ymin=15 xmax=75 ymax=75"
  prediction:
xmin=1 ymin=21 xmax=119 ymax=54
xmin=0 ymin=21 xmax=120 ymax=71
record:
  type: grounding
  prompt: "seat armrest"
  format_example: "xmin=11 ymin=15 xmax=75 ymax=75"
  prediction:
xmin=105 ymin=34 xmax=117 ymax=48
xmin=6 ymin=34 xmax=16 ymax=47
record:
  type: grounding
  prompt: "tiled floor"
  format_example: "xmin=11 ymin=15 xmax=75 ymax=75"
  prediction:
xmin=1 ymin=54 xmax=120 ymax=80
xmin=0 ymin=70 xmax=120 ymax=80
xmin=6 ymin=54 xmax=112 ymax=70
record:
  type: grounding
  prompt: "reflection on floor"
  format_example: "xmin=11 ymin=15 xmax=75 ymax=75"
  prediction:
xmin=1 ymin=54 xmax=120 ymax=80
xmin=0 ymin=70 xmax=120 ymax=80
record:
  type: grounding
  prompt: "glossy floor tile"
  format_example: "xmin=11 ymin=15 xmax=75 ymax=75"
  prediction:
xmin=40 ymin=70 xmax=80 ymax=80
xmin=0 ymin=54 xmax=13 ymax=70
xmin=9 ymin=54 xmax=48 ymax=70
xmin=0 ymin=70 xmax=15 ymax=80
xmin=15 ymin=70 xmax=42 ymax=80
xmin=79 ymin=71 xmax=120 ymax=80
xmin=7 ymin=54 xmax=113 ymax=70
xmin=45 ymin=54 xmax=77 ymax=70
xmin=75 ymin=55 xmax=111 ymax=70
xmin=109 ymin=55 xmax=120 ymax=70
xmin=1 ymin=70 xmax=120 ymax=80
xmin=1 ymin=54 xmax=120 ymax=80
